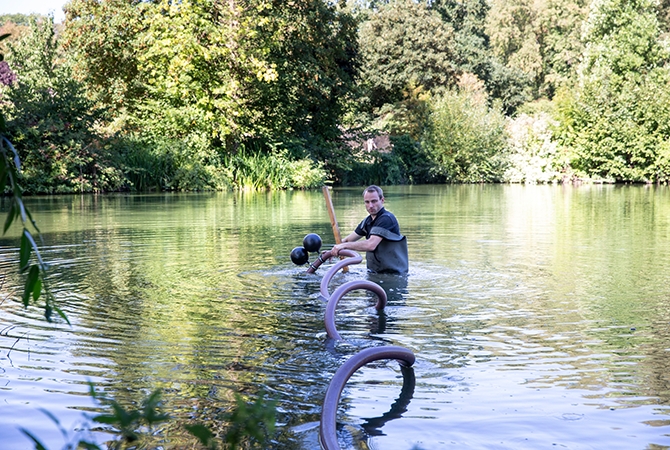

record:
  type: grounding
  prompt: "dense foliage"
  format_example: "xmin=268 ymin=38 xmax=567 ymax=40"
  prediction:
xmin=1 ymin=0 xmax=670 ymax=191
xmin=357 ymin=0 xmax=457 ymax=109
xmin=4 ymin=17 xmax=124 ymax=193
xmin=556 ymin=0 xmax=670 ymax=183
xmin=423 ymin=75 xmax=510 ymax=182
xmin=0 ymin=26 xmax=64 ymax=325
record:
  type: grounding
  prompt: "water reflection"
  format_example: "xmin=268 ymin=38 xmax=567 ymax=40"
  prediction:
xmin=0 ymin=186 xmax=669 ymax=449
xmin=361 ymin=365 xmax=416 ymax=436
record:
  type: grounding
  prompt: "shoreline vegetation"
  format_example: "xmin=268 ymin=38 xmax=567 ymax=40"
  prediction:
xmin=2 ymin=0 xmax=670 ymax=195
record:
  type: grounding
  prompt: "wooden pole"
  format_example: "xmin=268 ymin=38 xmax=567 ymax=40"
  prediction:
xmin=322 ymin=186 xmax=348 ymax=272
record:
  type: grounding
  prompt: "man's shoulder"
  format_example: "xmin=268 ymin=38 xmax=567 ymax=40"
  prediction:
xmin=373 ymin=210 xmax=400 ymax=234
xmin=378 ymin=208 xmax=398 ymax=223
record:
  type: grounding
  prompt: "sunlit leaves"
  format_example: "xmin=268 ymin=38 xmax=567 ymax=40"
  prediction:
xmin=486 ymin=0 xmax=588 ymax=97
xmin=422 ymin=80 xmax=509 ymax=183
xmin=557 ymin=0 xmax=670 ymax=182
xmin=62 ymin=0 xmax=148 ymax=112
xmin=91 ymin=388 xmax=170 ymax=446
xmin=4 ymin=16 xmax=123 ymax=193
xmin=358 ymin=0 xmax=457 ymax=108
xmin=0 ymin=97 xmax=61 ymax=322
xmin=222 ymin=391 xmax=277 ymax=449
xmin=87 ymin=384 xmax=274 ymax=449
xmin=136 ymin=0 xmax=277 ymax=142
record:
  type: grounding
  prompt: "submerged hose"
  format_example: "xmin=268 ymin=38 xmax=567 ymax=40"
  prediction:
xmin=302 ymin=244 xmax=416 ymax=446
xmin=319 ymin=346 xmax=416 ymax=450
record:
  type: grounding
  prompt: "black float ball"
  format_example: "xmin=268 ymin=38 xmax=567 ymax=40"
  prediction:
xmin=303 ymin=233 xmax=322 ymax=253
xmin=290 ymin=246 xmax=309 ymax=265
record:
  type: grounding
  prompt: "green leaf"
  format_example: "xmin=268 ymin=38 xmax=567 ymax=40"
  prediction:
xmin=88 ymin=381 xmax=98 ymax=399
xmin=1 ymin=137 xmax=21 ymax=171
xmin=20 ymin=231 xmax=31 ymax=271
xmin=92 ymin=414 xmax=120 ymax=425
xmin=22 ymin=229 xmax=45 ymax=268
xmin=25 ymin=207 xmax=41 ymax=235
xmin=185 ymin=423 xmax=216 ymax=447
xmin=23 ymin=265 xmax=40 ymax=307
xmin=53 ymin=304 xmax=71 ymax=325
xmin=143 ymin=389 xmax=170 ymax=424
xmin=4 ymin=199 xmax=17 ymax=234
xmin=76 ymin=441 xmax=103 ymax=450
xmin=19 ymin=429 xmax=49 ymax=450
xmin=32 ymin=277 xmax=42 ymax=302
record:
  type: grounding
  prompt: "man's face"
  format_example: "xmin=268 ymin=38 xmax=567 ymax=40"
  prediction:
xmin=364 ymin=190 xmax=384 ymax=217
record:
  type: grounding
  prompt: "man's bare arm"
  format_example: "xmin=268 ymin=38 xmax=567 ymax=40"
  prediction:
xmin=341 ymin=232 xmax=362 ymax=243
xmin=332 ymin=235 xmax=382 ymax=256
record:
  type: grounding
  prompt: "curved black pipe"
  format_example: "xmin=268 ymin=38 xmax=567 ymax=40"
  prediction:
xmin=307 ymin=249 xmax=360 ymax=277
xmin=319 ymin=346 xmax=415 ymax=450
xmin=307 ymin=249 xmax=336 ymax=274
xmin=318 ymin=250 xmax=362 ymax=299
xmin=324 ymin=280 xmax=387 ymax=340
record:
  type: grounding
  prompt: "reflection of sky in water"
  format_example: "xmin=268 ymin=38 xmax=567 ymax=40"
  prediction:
xmin=0 ymin=186 xmax=670 ymax=449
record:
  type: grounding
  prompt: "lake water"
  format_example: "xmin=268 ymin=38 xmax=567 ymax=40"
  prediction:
xmin=1 ymin=184 xmax=670 ymax=449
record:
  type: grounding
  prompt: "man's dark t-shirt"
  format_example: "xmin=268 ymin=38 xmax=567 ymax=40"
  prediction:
xmin=354 ymin=207 xmax=400 ymax=238
xmin=354 ymin=207 xmax=408 ymax=274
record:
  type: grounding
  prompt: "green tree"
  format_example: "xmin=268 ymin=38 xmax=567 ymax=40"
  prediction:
xmin=486 ymin=0 xmax=587 ymax=98
xmin=557 ymin=0 xmax=670 ymax=182
xmin=133 ymin=0 xmax=258 ymax=143
xmin=486 ymin=0 xmax=542 ymax=85
xmin=100 ymin=0 xmax=357 ymax=151
xmin=0 ymin=15 xmax=33 ymax=55
xmin=0 ymin=32 xmax=64 ymax=322
xmin=261 ymin=0 xmax=358 ymax=145
xmin=62 ymin=0 xmax=335 ymax=190
xmin=537 ymin=0 xmax=588 ymax=96
xmin=423 ymin=74 xmax=510 ymax=182
xmin=357 ymin=0 xmax=457 ymax=109
xmin=61 ymin=0 xmax=147 ymax=116
xmin=0 ymin=13 xmax=42 ymax=26
xmin=432 ymin=0 xmax=530 ymax=113
xmin=3 ymin=17 xmax=124 ymax=193
xmin=658 ymin=0 xmax=670 ymax=30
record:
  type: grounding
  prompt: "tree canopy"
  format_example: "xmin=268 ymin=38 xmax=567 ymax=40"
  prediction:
xmin=2 ymin=0 xmax=670 ymax=190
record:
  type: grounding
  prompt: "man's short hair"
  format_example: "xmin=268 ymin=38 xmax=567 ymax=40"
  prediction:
xmin=364 ymin=185 xmax=384 ymax=198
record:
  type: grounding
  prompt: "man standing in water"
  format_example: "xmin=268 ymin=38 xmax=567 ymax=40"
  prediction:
xmin=331 ymin=185 xmax=408 ymax=274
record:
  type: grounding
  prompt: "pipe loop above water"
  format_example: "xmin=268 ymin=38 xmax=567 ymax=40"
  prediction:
xmin=319 ymin=346 xmax=416 ymax=450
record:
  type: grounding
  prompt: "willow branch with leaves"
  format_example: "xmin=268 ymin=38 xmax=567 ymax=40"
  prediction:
xmin=0 ymin=32 xmax=67 ymax=323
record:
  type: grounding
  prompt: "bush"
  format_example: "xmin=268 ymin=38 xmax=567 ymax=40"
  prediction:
xmin=422 ymin=86 xmax=509 ymax=182
xmin=390 ymin=134 xmax=434 ymax=184
xmin=504 ymin=111 xmax=567 ymax=183
xmin=554 ymin=0 xmax=670 ymax=183
xmin=118 ymin=135 xmax=326 ymax=192
xmin=554 ymin=71 xmax=670 ymax=183
xmin=223 ymin=146 xmax=326 ymax=191
xmin=346 ymin=150 xmax=404 ymax=186
xmin=3 ymin=17 xmax=125 ymax=193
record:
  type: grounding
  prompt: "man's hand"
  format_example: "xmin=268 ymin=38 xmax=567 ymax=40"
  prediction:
xmin=331 ymin=235 xmax=382 ymax=256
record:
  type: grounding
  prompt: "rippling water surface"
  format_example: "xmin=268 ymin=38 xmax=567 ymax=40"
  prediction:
xmin=1 ymin=185 xmax=670 ymax=449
